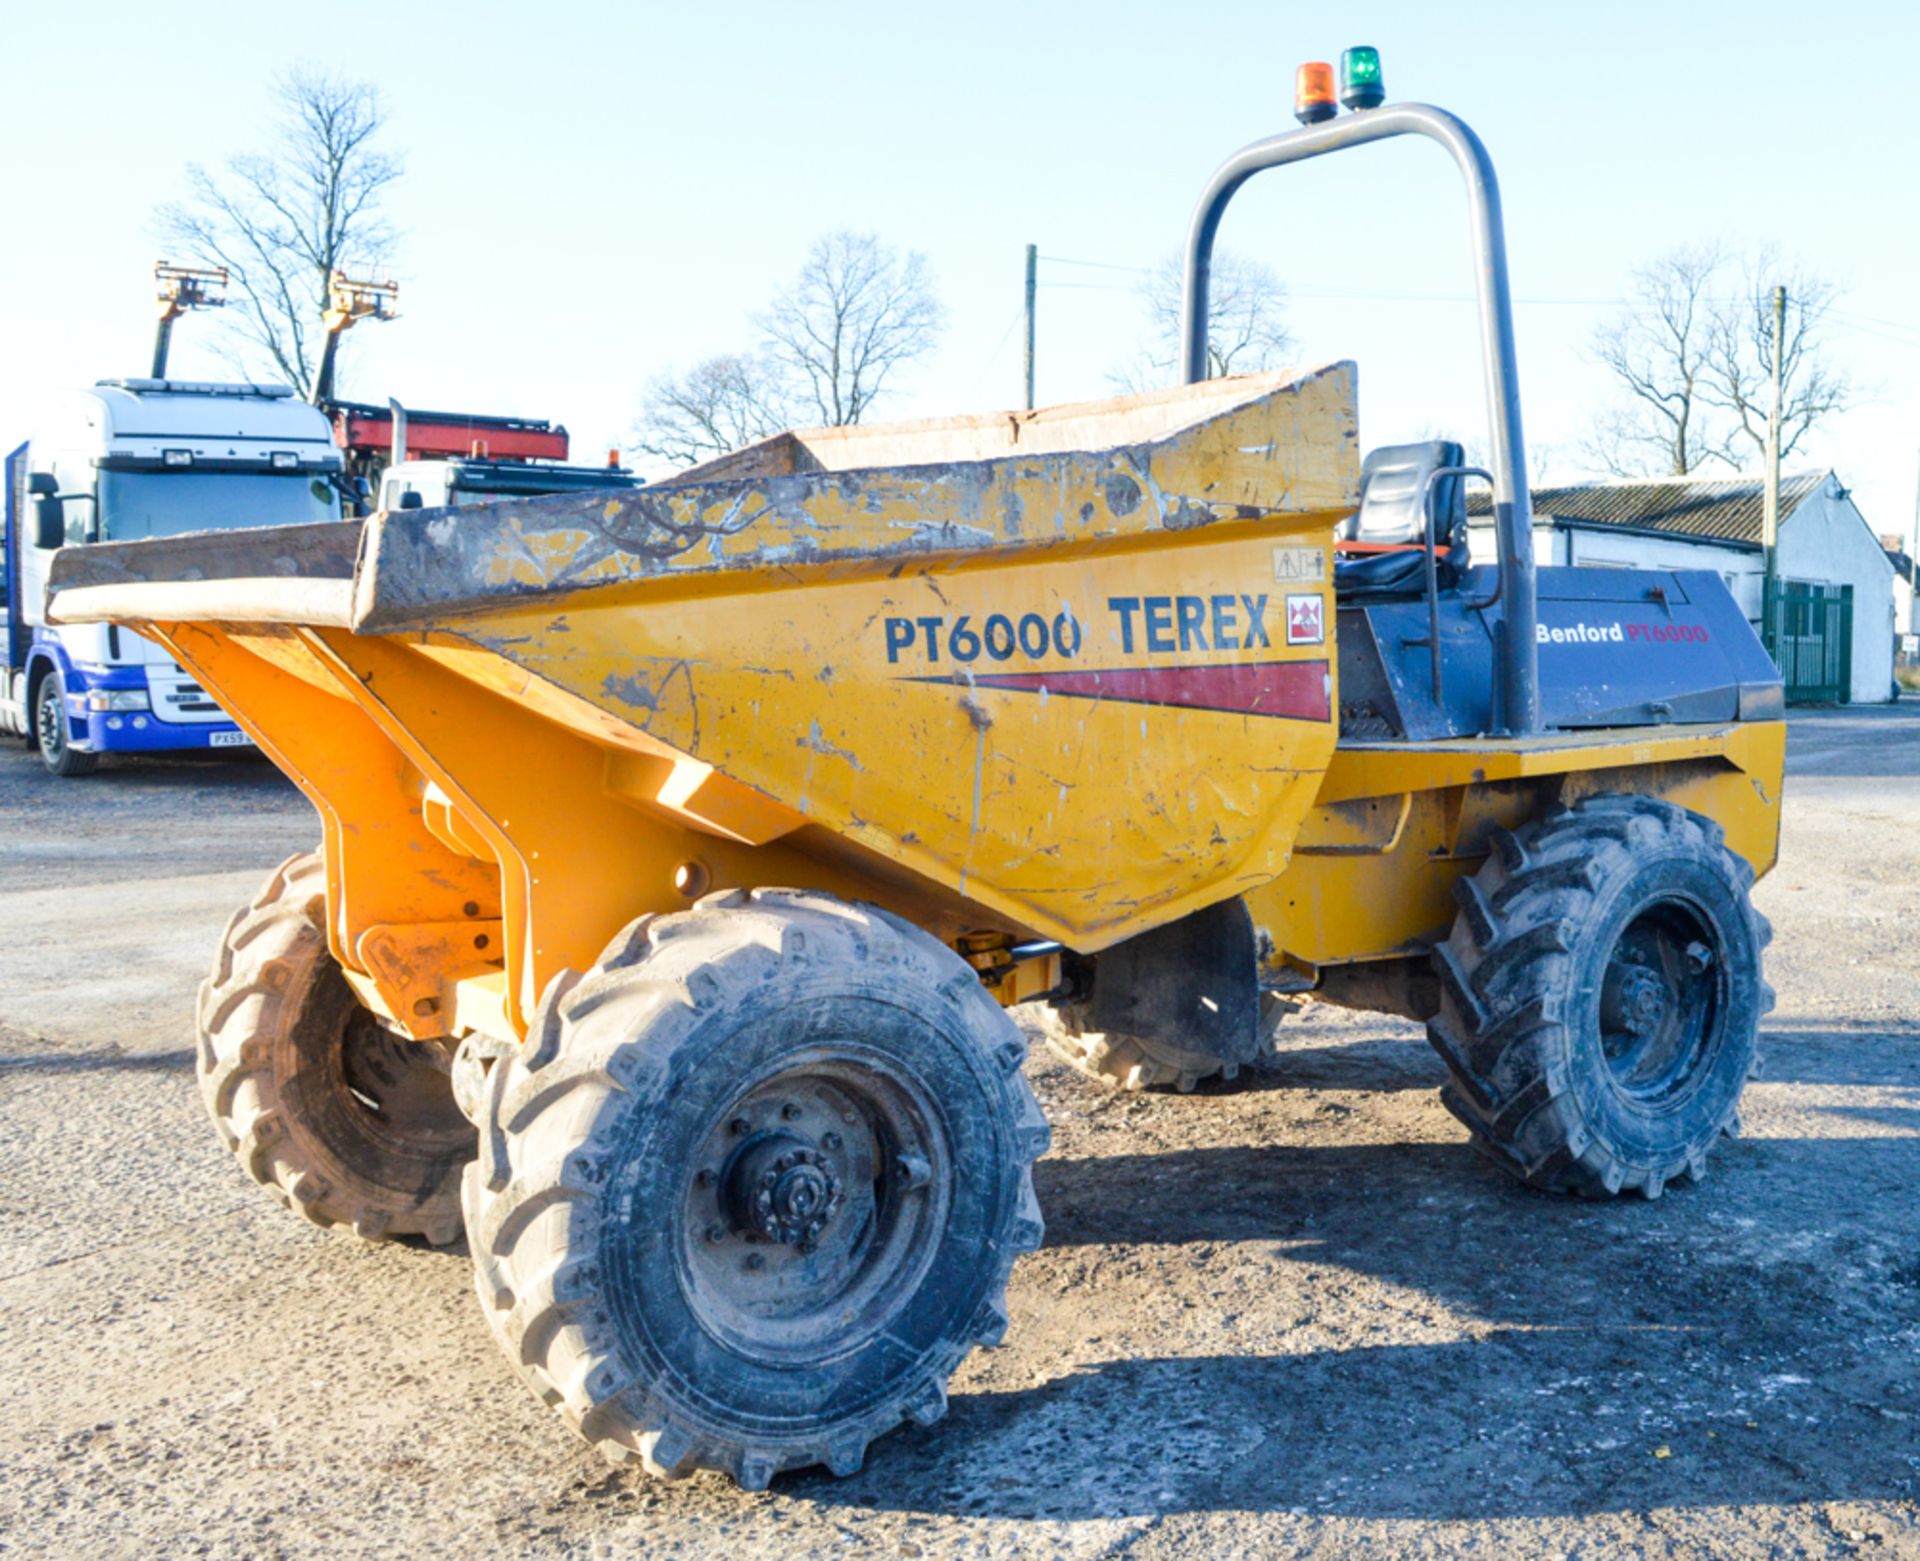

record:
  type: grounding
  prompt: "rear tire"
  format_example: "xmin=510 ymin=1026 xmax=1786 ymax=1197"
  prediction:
xmin=35 ymin=668 xmax=98 ymax=777
xmin=463 ymin=888 xmax=1049 ymax=1488
xmin=198 ymin=851 xmax=474 ymax=1243
xmin=1427 ymin=795 xmax=1771 ymax=1199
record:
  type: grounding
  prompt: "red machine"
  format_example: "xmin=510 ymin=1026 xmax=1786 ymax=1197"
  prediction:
xmin=327 ymin=401 xmax=571 ymax=465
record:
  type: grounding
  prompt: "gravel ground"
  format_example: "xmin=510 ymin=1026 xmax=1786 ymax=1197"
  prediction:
xmin=2 ymin=707 xmax=1916 ymax=1559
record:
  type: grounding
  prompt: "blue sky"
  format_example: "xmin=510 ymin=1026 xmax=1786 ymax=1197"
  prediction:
xmin=5 ymin=0 xmax=1915 ymax=541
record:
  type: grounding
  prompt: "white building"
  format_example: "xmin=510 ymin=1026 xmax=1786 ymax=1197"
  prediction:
xmin=1881 ymin=535 xmax=1918 ymax=661
xmin=1469 ymin=472 xmax=1896 ymax=705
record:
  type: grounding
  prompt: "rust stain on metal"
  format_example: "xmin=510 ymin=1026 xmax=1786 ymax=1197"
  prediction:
xmin=348 ymin=365 xmax=1360 ymax=633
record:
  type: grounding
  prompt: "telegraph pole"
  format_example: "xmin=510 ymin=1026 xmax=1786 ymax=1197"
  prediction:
xmin=1911 ymin=447 xmax=1919 ymax=599
xmin=1909 ymin=448 xmax=1920 ymax=663
xmin=1022 ymin=244 xmax=1037 ymax=411
xmin=1760 ymin=284 xmax=1785 ymax=650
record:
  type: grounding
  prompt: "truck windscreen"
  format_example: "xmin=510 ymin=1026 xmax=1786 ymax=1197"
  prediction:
xmin=96 ymin=471 xmax=337 ymax=541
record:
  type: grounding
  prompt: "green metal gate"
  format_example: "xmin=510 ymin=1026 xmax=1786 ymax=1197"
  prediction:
xmin=1764 ymin=579 xmax=1853 ymax=705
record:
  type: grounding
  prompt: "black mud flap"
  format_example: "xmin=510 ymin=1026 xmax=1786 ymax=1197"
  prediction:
xmin=1086 ymin=898 xmax=1261 ymax=1067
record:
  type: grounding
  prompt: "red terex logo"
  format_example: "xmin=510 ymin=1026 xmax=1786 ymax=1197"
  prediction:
xmin=1286 ymin=594 xmax=1324 ymax=646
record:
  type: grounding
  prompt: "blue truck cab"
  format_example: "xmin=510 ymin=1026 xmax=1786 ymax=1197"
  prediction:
xmin=2 ymin=378 xmax=341 ymax=775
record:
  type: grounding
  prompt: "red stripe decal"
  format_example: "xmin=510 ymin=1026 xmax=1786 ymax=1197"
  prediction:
xmin=907 ymin=660 xmax=1331 ymax=721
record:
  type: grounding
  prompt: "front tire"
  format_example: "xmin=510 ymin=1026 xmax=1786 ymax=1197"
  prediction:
xmin=35 ymin=668 xmax=98 ymax=777
xmin=1427 ymin=796 xmax=1771 ymax=1199
xmin=198 ymin=851 xmax=475 ymax=1242
xmin=464 ymin=888 xmax=1049 ymax=1488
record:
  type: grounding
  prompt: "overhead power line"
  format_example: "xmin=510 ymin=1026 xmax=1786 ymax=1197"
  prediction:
xmin=1036 ymin=251 xmax=1644 ymax=307
xmin=1040 ymin=255 xmax=1152 ymax=274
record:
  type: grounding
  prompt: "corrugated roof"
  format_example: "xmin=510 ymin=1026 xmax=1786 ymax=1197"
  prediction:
xmin=1467 ymin=471 xmax=1828 ymax=544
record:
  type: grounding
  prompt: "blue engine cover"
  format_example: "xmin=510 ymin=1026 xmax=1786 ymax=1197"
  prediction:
xmin=1336 ymin=566 xmax=1784 ymax=740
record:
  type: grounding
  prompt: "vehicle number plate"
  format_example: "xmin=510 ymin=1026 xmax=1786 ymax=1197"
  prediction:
xmin=208 ymin=730 xmax=254 ymax=748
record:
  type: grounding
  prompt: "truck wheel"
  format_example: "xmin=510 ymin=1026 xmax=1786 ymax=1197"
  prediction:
xmin=464 ymin=888 xmax=1049 ymax=1488
xmin=1427 ymin=795 xmax=1771 ymax=1199
xmin=198 ymin=851 xmax=474 ymax=1243
xmin=1042 ymin=991 xmax=1291 ymax=1092
xmin=34 ymin=668 xmax=98 ymax=777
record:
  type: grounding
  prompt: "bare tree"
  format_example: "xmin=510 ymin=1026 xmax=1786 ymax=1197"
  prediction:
xmin=1582 ymin=246 xmax=1734 ymax=478
xmin=1115 ymin=251 xmax=1294 ymax=391
xmin=1702 ymin=249 xmax=1852 ymax=464
xmin=1585 ymin=245 xmax=1851 ymax=479
xmin=757 ymin=232 xmax=944 ymax=426
xmin=157 ymin=67 xmax=401 ymax=393
xmin=629 ymin=354 xmax=792 ymax=466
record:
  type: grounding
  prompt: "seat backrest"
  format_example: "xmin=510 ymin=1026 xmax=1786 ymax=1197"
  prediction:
xmin=1340 ymin=440 xmax=1466 ymax=551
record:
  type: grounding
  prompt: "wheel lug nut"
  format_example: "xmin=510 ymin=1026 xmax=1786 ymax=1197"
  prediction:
xmin=694 ymin=1168 xmax=715 ymax=1188
xmin=729 ymin=1117 xmax=751 ymax=1136
xmin=706 ymin=1223 xmax=727 ymax=1244
xmin=823 ymin=1132 xmax=842 ymax=1150
xmin=781 ymin=1102 xmax=802 ymax=1121
xmin=745 ymin=1252 xmax=765 ymax=1272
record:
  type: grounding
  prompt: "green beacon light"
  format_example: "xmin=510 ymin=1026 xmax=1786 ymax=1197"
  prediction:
xmin=1339 ymin=45 xmax=1385 ymax=111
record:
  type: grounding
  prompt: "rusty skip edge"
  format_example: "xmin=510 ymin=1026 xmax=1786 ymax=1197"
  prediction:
xmin=48 ymin=454 xmax=1314 ymax=634
xmin=347 ymin=361 xmax=1358 ymax=631
xmin=44 ymin=519 xmax=362 ymax=627
xmin=350 ymin=462 xmax=1331 ymax=634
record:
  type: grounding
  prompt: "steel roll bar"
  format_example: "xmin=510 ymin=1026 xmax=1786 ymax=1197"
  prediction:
xmin=1178 ymin=103 xmax=1541 ymax=734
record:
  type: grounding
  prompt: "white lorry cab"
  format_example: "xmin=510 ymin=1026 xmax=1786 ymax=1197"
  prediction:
xmin=2 ymin=378 xmax=342 ymax=775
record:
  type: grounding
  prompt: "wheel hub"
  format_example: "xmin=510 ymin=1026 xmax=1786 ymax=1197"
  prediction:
xmin=1597 ymin=896 xmax=1727 ymax=1104
xmin=722 ymin=1131 xmax=844 ymax=1250
xmin=677 ymin=1058 xmax=952 ymax=1367
xmin=38 ymin=685 xmax=63 ymax=756
xmin=1601 ymin=963 xmax=1668 ymax=1038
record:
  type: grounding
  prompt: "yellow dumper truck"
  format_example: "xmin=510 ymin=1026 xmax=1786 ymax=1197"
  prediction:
xmin=47 ymin=59 xmax=1782 ymax=1489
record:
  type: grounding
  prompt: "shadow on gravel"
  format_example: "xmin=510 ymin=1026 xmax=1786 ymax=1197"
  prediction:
xmin=773 ymin=1024 xmax=1920 ymax=1524
xmin=1224 ymin=1038 xmax=1443 ymax=1097
xmin=1033 ymin=1139 xmax=1486 ymax=1250
xmin=1751 ymin=1022 xmax=1920 ymax=1088
xmin=1822 ymin=1102 xmax=1920 ymax=1133
xmin=0 ymin=1048 xmax=195 ymax=1075
xmin=791 ymin=1126 xmax=1920 ymax=1522
xmin=804 ymin=1321 xmax=1920 ymax=1522
xmin=1185 ymin=1020 xmax=1920 ymax=1101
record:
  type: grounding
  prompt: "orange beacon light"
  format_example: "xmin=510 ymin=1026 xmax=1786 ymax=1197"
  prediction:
xmin=1294 ymin=62 xmax=1337 ymax=125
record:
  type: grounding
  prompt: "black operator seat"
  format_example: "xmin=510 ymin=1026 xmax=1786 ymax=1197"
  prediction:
xmin=1333 ymin=440 xmax=1468 ymax=599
